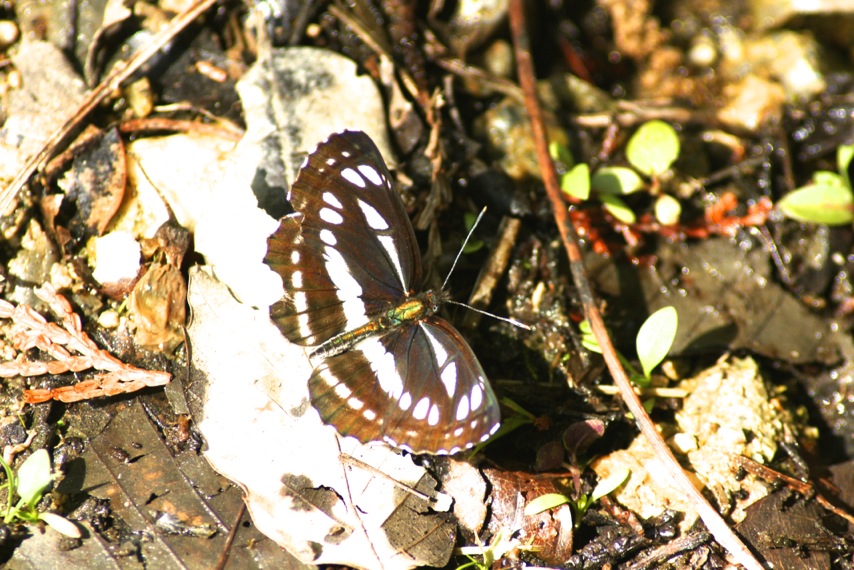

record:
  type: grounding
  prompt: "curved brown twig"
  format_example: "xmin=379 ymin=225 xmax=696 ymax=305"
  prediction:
xmin=507 ymin=2 xmax=764 ymax=569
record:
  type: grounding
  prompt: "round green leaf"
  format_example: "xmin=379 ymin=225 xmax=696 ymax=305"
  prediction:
xmin=778 ymin=184 xmax=854 ymax=226
xmin=592 ymin=166 xmax=644 ymax=195
xmin=600 ymin=193 xmax=636 ymax=224
xmin=654 ymin=193 xmax=681 ymax=225
xmin=561 ymin=163 xmax=590 ymax=200
xmin=637 ymin=306 xmax=678 ymax=378
xmin=812 ymin=171 xmax=845 ymax=188
xmin=524 ymin=493 xmax=571 ymax=516
xmin=626 ymin=120 xmax=680 ymax=176
xmin=16 ymin=449 xmax=53 ymax=505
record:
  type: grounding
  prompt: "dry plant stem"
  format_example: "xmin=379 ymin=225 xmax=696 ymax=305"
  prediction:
xmin=0 ymin=0 xmax=220 ymax=215
xmin=0 ymin=285 xmax=171 ymax=403
xmin=506 ymin=2 xmax=764 ymax=569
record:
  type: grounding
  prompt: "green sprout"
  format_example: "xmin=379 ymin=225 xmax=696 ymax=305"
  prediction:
xmin=579 ymin=305 xmax=678 ymax=389
xmin=777 ymin=142 xmax=854 ymax=225
xmin=523 ymin=466 xmax=630 ymax=528
xmin=0 ymin=449 xmax=80 ymax=538
xmin=455 ymin=529 xmax=526 ymax=570
xmin=553 ymin=121 xmax=682 ymax=225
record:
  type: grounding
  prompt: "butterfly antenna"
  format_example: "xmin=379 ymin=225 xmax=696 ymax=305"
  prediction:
xmin=442 ymin=207 xmax=487 ymax=290
xmin=446 ymin=300 xmax=533 ymax=331
xmin=441 ymin=207 xmax=532 ymax=332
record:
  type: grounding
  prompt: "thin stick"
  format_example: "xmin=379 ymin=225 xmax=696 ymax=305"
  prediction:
xmin=0 ymin=0 xmax=219 ymax=215
xmin=506 ymin=2 xmax=763 ymax=569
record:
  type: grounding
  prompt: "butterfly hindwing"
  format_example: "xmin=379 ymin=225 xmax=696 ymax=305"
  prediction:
xmin=309 ymin=317 xmax=500 ymax=454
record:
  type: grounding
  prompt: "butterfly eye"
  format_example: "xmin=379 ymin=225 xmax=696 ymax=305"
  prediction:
xmin=263 ymin=131 xmax=500 ymax=454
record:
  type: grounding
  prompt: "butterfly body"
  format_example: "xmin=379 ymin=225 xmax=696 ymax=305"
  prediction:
xmin=311 ymin=290 xmax=447 ymax=360
xmin=265 ymin=130 xmax=500 ymax=454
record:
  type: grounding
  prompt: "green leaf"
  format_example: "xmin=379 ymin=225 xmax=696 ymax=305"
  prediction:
xmin=578 ymin=320 xmax=602 ymax=353
xmin=15 ymin=450 xmax=53 ymax=506
xmin=561 ymin=163 xmax=590 ymax=200
xmin=654 ymin=193 xmax=681 ymax=225
xmin=812 ymin=171 xmax=846 ymax=188
xmin=39 ymin=512 xmax=82 ymax=538
xmin=592 ymin=166 xmax=644 ymax=195
xmin=549 ymin=141 xmax=575 ymax=171
xmin=590 ymin=467 xmax=631 ymax=502
xmin=838 ymin=143 xmax=854 ymax=189
xmin=626 ymin=120 xmax=680 ymax=177
xmin=778 ymin=184 xmax=854 ymax=225
xmin=524 ymin=493 xmax=571 ymax=516
xmin=600 ymin=194 xmax=636 ymax=224
xmin=637 ymin=306 xmax=678 ymax=378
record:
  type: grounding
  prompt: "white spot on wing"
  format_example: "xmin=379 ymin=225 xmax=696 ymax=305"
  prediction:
xmin=441 ymin=362 xmax=457 ymax=398
xmin=341 ymin=167 xmax=366 ymax=188
xmin=297 ymin=313 xmax=311 ymax=337
xmin=427 ymin=404 xmax=440 ymax=426
xmin=456 ymin=395 xmax=470 ymax=421
xmin=347 ymin=397 xmax=364 ymax=410
xmin=379 ymin=235 xmax=407 ymax=288
xmin=326 ymin=157 xmax=337 ymax=166
xmin=323 ymin=192 xmax=343 ymax=209
xmin=357 ymin=199 xmax=389 ymax=230
xmin=335 ymin=384 xmax=352 ymax=399
xmin=358 ymin=164 xmax=383 ymax=186
xmin=471 ymin=384 xmax=484 ymax=410
xmin=412 ymin=397 xmax=430 ymax=420
xmin=320 ymin=229 xmax=337 ymax=246
xmin=357 ymin=337 xmax=404 ymax=400
xmin=290 ymin=249 xmax=300 ymax=264
xmin=320 ymin=207 xmax=344 ymax=225
xmin=423 ymin=327 xmax=449 ymax=366
xmin=363 ymin=409 xmax=377 ymax=421
xmin=323 ymin=246 xmax=367 ymax=329
xmin=293 ymin=291 xmax=308 ymax=312
xmin=319 ymin=368 xmax=337 ymax=386
xmin=291 ymin=270 xmax=303 ymax=289
xmin=399 ymin=391 xmax=412 ymax=410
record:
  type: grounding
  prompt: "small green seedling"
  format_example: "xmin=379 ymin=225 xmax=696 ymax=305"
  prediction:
xmin=0 ymin=449 xmax=80 ymax=538
xmin=455 ymin=529 xmax=521 ymax=570
xmin=554 ymin=121 xmax=682 ymax=225
xmin=636 ymin=306 xmax=678 ymax=380
xmin=777 ymin=142 xmax=854 ymax=225
xmin=625 ymin=120 xmax=681 ymax=178
xmin=578 ymin=305 xmax=678 ymax=389
xmin=524 ymin=466 xmax=630 ymax=528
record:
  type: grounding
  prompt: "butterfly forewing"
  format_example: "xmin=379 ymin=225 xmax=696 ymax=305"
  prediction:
xmin=265 ymin=132 xmax=422 ymax=345
xmin=265 ymin=130 xmax=502 ymax=454
xmin=309 ymin=318 xmax=500 ymax=454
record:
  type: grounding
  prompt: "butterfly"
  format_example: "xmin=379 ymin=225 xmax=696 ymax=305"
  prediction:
xmin=264 ymin=131 xmax=500 ymax=454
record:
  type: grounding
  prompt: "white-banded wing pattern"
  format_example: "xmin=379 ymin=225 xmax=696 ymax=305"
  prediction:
xmin=264 ymin=131 xmax=500 ymax=454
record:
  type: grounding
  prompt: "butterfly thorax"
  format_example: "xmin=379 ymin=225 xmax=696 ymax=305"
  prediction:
xmin=309 ymin=289 xmax=450 ymax=360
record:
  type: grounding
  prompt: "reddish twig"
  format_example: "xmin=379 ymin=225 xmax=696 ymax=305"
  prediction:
xmin=0 ymin=285 xmax=171 ymax=404
xmin=506 ymin=2 xmax=763 ymax=569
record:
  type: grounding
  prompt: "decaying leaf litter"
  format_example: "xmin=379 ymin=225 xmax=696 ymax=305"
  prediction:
xmin=0 ymin=0 xmax=853 ymax=568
